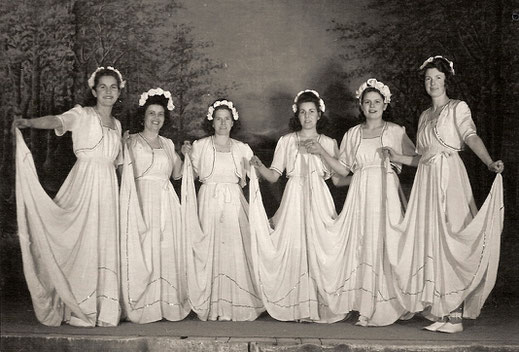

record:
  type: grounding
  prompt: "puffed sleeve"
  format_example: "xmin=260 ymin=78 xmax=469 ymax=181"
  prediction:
xmin=190 ymin=139 xmax=202 ymax=176
xmin=454 ymin=101 xmax=477 ymax=143
xmin=168 ymin=139 xmax=183 ymax=180
xmin=270 ymin=135 xmax=287 ymax=176
xmin=55 ymin=105 xmax=84 ymax=136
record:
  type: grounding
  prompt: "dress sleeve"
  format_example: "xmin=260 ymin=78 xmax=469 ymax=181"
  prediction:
xmin=55 ymin=105 xmax=84 ymax=136
xmin=269 ymin=135 xmax=286 ymax=176
xmin=169 ymin=139 xmax=183 ymax=180
xmin=190 ymin=139 xmax=202 ymax=177
xmin=390 ymin=125 xmax=416 ymax=174
xmin=454 ymin=101 xmax=477 ymax=142
xmin=338 ymin=131 xmax=352 ymax=171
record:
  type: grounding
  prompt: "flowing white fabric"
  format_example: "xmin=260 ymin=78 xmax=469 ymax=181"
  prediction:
xmin=387 ymin=106 xmax=504 ymax=320
xmin=181 ymin=151 xmax=264 ymax=321
xmin=14 ymin=107 xmax=121 ymax=327
xmin=248 ymin=133 xmax=345 ymax=323
xmin=316 ymin=136 xmax=410 ymax=326
xmin=120 ymin=135 xmax=190 ymax=323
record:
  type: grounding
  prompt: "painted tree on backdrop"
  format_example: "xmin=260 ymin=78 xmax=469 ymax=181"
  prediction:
xmin=331 ymin=0 xmax=519 ymax=210
xmin=0 ymin=0 xmax=228 ymax=235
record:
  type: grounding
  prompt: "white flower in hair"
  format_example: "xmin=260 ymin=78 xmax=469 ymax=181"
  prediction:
xmin=355 ymin=78 xmax=392 ymax=104
xmin=291 ymin=89 xmax=326 ymax=113
xmin=419 ymin=55 xmax=455 ymax=75
xmin=139 ymin=87 xmax=175 ymax=111
xmin=87 ymin=66 xmax=126 ymax=89
xmin=207 ymin=100 xmax=239 ymax=120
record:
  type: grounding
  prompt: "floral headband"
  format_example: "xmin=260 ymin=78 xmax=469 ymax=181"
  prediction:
xmin=355 ymin=78 xmax=392 ymax=104
xmin=87 ymin=66 xmax=126 ymax=89
xmin=207 ymin=100 xmax=239 ymax=121
xmin=139 ymin=88 xmax=175 ymax=111
xmin=419 ymin=55 xmax=455 ymax=75
xmin=291 ymin=89 xmax=326 ymax=113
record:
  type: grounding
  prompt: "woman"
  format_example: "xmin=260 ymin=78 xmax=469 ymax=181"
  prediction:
xmin=120 ymin=88 xmax=190 ymax=323
xmin=13 ymin=66 xmax=125 ymax=327
xmin=305 ymin=79 xmax=415 ymax=326
xmin=181 ymin=99 xmax=264 ymax=321
xmin=383 ymin=56 xmax=504 ymax=333
xmin=249 ymin=90 xmax=345 ymax=323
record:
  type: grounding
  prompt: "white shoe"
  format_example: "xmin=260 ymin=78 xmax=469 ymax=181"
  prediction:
xmin=437 ymin=322 xmax=463 ymax=333
xmin=355 ymin=316 xmax=368 ymax=327
xmin=423 ymin=321 xmax=446 ymax=331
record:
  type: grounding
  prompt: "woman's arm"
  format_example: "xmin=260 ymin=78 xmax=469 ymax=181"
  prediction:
xmin=382 ymin=147 xmax=421 ymax=167
xmin=13 ymin=116 xmax=61 ymax=130
xmin=304 ymin=140 xmax=350 ymax=177
xmin=465 ymin=135 xmax=504 ymax=173
xmin=250 ymin=156 xmax=281 ymax=183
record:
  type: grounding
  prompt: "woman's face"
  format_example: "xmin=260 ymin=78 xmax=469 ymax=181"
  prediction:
xmin=92 ymin=75 xmax=120 ymax=107
xmin=298 ymin=102 xmax=320 ymax=131
xmin=212 ymin=108 xmax=234 ymax=136
xmin=424 ymin=68 xmax=447 ymax=98
xmin=360 ymin=91 xmax=386 ymax=121
xmin=143 ymin=104 xmax=165 ymax=133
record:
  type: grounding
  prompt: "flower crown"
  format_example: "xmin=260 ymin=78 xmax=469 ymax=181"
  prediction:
xmin=87 ymin=66 xmax=126 ymax=89
xmin=419 ymin=55 xmax=455 ymax=75
xmin=355 ymin=78 xmax=392 ymax=104
xmin=207 ymin=100 xmax=239 ymax=121
xmin=139 ymin=88 xmax=175 ymax=111
xmin=292 ymin=89 xmax=326 ymax=113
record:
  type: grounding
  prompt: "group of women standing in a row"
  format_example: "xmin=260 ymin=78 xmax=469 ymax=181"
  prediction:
xmin=14 ymin=56 xmax=504 ymax=334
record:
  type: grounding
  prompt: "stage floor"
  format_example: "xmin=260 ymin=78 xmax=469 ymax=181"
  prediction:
xmin=2 ymin=291 xmax=519 ymax=352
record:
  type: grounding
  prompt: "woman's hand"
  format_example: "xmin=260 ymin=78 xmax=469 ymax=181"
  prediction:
xmin=122 ymin=130 xmax=130 ymax=145
xmin=381 ymin=146 xmax=399 ymax=161
xmin=487 ymin=160 xmax=504 ymax=174
xmin=181 ymin=140 xmax=192 ymax=156
xmin=250 ymin=155 xmax=264 ymax=169
xmin=303 ymin=139 xmax=325 ymax=155
xmin=12 ymin=118 xmax=31 ymax=130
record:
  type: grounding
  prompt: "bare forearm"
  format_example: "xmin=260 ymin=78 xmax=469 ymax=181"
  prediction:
xmin=320 ymin=151 xmax=349 ymax=177
xmin=256 ymin=165 xmax=280 ymax=183
xmin=172 ymin=161 xmax=183 ymax=180
xmin=27 ymin=116 xmax=62 ymax=129
xmin=465 ymin=135 xmax=493 ymax=167
xmin=393 ymin=153 xmax=421 ymax=167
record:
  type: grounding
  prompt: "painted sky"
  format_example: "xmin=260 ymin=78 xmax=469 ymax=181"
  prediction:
xmin=176 ymin=0 xmax=365 ymax=141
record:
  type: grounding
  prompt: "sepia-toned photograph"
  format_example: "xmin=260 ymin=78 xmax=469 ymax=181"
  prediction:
xmin=1 ymin=0 xmax=518 ymax=350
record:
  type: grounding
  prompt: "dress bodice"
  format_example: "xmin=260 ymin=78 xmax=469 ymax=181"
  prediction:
xmin=204 ymin=152 xmax=240 ymax=184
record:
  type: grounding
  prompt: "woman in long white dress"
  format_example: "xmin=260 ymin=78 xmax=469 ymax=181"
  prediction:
xmin=13 ymin=66 xmax=125 ymax=327
xmin=181 ymin=99 xmax=264 ymax=321
xmin=305 ymin=79 xmax=415 ymax=326
xmin=383 ymin=56 xmax=504 ymax=333
xmin=249 ymin=90 xmax=346 ymax=323
xmin=120 ymin=88 xmax=190 ymax=323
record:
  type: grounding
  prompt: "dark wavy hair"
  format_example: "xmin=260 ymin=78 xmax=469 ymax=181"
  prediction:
xmin=202 ymin=99 xmax=241 ymax=135
xmin=83 ymin=68 xmax=124 ymax=107
xmin=288 ymin=91 xmax=328 ymax=133
xmin=357 ymin=87 xmax=393 ymax=122
xmin=419 ymin=57 xmax=455 ymax=94
xmin=136 ymin=94 xmax=172 ymax=131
